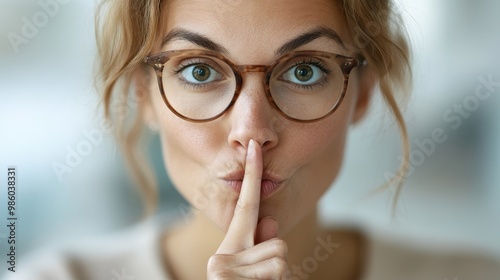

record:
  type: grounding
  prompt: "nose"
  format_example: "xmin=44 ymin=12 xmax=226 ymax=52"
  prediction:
xmin=227 ymin=72 xmax=279 ymax=152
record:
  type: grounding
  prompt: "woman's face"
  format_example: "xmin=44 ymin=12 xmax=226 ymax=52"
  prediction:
xmin=145 ymin=0 xmax=372 ymax=235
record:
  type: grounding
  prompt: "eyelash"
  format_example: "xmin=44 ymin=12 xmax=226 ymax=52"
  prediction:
xmin=287 ymin=58 xmax=331 ymax=75
xmin=283 ymin=58 xmax=331 ymax=89
xmin=173 ymin=60 xmax=220 ymax=89
xmin=173 ymin=59 xmax=208 ymax=73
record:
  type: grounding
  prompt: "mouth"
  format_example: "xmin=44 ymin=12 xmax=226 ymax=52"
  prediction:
xmin=220 ymin=170 xmax=283 ymax=199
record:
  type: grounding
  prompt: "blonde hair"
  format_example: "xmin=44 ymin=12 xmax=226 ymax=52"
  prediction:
xmin=94 ymin=0 xmax=412 ymax=218
xmin=341 ymin=0 xmax=412 ymax=218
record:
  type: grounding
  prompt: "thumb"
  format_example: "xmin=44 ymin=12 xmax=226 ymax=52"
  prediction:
xmin=255 ymin=216 xmax=278 ymax=244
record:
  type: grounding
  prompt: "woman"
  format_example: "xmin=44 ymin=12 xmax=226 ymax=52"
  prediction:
xmin=99 ymin=0 xmax=408 ymax=278
xmin=5 ymin=0 xmax=499 ymax=279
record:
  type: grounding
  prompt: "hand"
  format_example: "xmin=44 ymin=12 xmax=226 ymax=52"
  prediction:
xmin=207 ymin=139 xmax=290 ymax=279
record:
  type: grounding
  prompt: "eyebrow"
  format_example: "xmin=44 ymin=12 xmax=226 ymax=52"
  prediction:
xmin=276 ymin=27 xmax=346 ymax=55
xmin=161 ymin=26 xmax=346 ymax=56
xmin=162 ymin=29 xmax=229 ymax=54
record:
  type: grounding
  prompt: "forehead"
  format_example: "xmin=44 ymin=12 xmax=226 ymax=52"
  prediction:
xmin=160 ymin=0 xmax=349 ymax=62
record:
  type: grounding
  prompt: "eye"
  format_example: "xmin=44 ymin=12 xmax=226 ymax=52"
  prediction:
xmin=180 ymin=64 xmax=222 ymax=84
xmin=281 ymin=64 xmax=325 ymax=85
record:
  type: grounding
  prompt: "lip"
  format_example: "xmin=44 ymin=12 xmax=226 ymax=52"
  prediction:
xmin=221 ymin=170 xmax=284 ymax=199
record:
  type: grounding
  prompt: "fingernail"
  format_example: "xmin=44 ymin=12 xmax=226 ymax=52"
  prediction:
xmin=247 ymin=139 xmax=255 ymax=159
xmin=266 ymin=216 xmax=277 ymax=225
xmin=265 ymin=216 xmax=278 ymax=232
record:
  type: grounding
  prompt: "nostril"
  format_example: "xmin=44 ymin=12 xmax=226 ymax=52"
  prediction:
xmin=261 ymin=140 xmax=272 ymax=150
xmin=228 ymin=125 xmax=279 ymax=152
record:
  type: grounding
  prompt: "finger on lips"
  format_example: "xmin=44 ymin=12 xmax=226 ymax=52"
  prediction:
xmin=217 ymin=139 xmax=263 ymax=254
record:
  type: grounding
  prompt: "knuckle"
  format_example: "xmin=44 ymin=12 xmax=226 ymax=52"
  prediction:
xmin=207 ymin=256 xmax=219 ymax=271
xmin=207 ymin=255 xmax=229 ymax=270
xmin=235 ymin=200 xmax=260 ymax=213
xmin=207 ymin=255 xmax=234 ymax=280
xmin=270 ymin=257 xmax=288 ymax=273
xmin=271 ymin=239 xmax=288 ymax=256
xmin=273 ymin=239 xmax=288 ymax=250
xmin=275 ymin=257 xmax=288 ymax=267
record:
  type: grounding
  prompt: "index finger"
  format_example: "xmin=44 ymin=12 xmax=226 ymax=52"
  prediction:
xmin=217 ymin=139 xmax=263 ymax=254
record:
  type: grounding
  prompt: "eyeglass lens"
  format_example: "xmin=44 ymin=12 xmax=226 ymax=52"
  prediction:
xmin=160 ymin=53 xmax=344 ymax=121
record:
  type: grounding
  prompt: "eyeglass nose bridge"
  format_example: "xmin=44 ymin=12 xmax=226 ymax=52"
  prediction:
xmin=237 ymin=65 xmax=271 ymax=73
xmin=234 ymin=64 xmax=273 ymax=91
xmin=230 ymin=64 xmax=278 ymax=118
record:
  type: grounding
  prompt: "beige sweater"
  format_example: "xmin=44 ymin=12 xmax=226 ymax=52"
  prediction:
xmin=3 ymin=218 xmax=499 ymax=280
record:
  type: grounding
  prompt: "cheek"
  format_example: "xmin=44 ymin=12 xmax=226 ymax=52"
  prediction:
xmin=286 ymin=91 xmax=355 ymax=176
xmin=161 ymin=121 xmax=222 ymax=164
xmin=163 ymin=125 xmax=220 ymax=178
xmin=308 ymin=81 xmax=360 ymax=182
xmin=157 ymin=120 xmax=239 ymax=232
xmin=284 ymin=73 xmax=359 ymax=167
xmin=288 ymin=116 xmax=350 ymax=199
xmin=151 ymin=91 xmax=228 ymax=201
xmin=274 ymin=89 xmax=357 ymax=209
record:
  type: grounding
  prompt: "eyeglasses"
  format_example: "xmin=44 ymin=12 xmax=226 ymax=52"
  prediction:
xmin=144 ymin=49 xmax=363 ymax=123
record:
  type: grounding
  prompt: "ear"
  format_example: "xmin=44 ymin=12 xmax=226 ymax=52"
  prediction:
xmin=132 ymin=67 xmax=159 ymax=131
xmin=351 ymin=66 xmax=377 ymax=124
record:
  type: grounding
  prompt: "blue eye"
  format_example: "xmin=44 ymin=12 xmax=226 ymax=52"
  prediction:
xmin=180 ymin=64 xmax=222 ymax=84
xmin=282 ymin=64 xmax=324 ymax=85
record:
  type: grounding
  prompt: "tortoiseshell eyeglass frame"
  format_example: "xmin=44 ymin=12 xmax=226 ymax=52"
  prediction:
xmin=143 ymin=49 xmax=364 ymax=123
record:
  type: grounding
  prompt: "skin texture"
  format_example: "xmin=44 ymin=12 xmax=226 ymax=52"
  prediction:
xmin=141 ymin=0 xmax=375 ymax=278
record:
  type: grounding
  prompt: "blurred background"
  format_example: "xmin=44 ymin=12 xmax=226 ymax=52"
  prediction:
xmin=0 ymin=0 xmax=499 ymax=273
